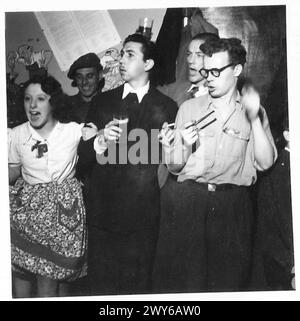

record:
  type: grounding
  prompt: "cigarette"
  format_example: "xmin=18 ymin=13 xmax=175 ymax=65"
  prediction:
xmin=167 ymin=122 xmax=175 ymax=128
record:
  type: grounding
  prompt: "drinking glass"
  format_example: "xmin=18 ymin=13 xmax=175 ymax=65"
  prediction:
xmin=136 ymin=17 xmax=153 ymax=39
xmin=112 ymin=113 xmax=129 ymax=143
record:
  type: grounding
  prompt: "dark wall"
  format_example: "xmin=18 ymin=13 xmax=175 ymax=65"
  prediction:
xmin=203 ymin=5 xmax=288 ymax=146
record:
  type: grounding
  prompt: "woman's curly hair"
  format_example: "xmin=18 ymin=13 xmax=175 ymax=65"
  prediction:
xmin=21 ymin=74 xmax=74 ymax=123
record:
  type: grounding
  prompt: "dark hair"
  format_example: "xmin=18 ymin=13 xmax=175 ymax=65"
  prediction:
xmin=200 ymin=37 xmax=247 ymax=67
xmin=124 ymin=33 xmax=157 ymax=62
xmin=21 ymin=74 xmax=73 ymax=123
xmin=123 ymin=33 xmax=158 ymax=84
xmin=192 ymin=32 xmax=219 ymax=42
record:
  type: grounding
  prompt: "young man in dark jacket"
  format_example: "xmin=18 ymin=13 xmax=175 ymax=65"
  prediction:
xmin=77 ymin=33 xmax=177 ymax=295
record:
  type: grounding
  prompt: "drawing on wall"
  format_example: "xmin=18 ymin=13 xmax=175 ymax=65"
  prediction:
xmin=100 ymin=47 xmax=124 ymax=92
xmin=7 ymin=44 xmax=53 ymax=79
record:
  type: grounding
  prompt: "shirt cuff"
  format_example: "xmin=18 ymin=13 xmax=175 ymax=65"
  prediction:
xmin=93 ymin=134 xmax=108 ymax=155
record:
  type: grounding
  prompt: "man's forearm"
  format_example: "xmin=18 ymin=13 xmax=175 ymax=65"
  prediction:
xmin=251 ymin=117 xmax=275 ymax=170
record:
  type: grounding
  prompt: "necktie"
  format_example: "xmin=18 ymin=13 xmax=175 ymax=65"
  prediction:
xmin=122 ymin=92 xmax=139 ymax=130
xmin=123 ymin=92 xmax=139 ymax=105
xmin=188 ymin=86 xmax=199 ymax=99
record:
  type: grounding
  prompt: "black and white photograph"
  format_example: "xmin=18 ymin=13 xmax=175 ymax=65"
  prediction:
xmin=1 ymin=0 xmax=300 ymax=301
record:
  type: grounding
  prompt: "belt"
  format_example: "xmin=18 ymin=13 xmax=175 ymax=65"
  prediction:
xmin=184 ymin=179 xmax=248 ymax=192
xmin=199 ymin=183 xmax=240 ymax=192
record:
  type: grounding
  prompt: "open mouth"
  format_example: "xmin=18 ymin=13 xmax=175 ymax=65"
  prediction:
xmin=29 ymin=111 xmax=40 ymax=121
xmin=30 ymin=111 xmax=40 ymax=115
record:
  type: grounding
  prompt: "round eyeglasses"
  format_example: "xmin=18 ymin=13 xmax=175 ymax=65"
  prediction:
xmin=199 ymin=63 xmax=234 ymax=78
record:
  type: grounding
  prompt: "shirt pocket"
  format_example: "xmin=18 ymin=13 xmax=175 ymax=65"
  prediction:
xmin=195 ymin=129 xmax=216 ymax=167
xmin=222 ymin=125 xmax=251 ymax=160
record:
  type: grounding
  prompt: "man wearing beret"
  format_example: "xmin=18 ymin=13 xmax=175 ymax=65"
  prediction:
xmin=67 ymin=52 xmax=104 ymax=123
xmin=66 ymin=53 xmax=104 ymax=296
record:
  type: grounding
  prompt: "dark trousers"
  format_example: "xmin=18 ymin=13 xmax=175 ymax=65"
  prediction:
xmin=153 ymin=177 xmax=254 ymax=293
xmin=87 ymin=226 xmax=159 ymax=296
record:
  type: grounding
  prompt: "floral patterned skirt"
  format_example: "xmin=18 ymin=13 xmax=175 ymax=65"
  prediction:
xmin=10 ymin=177 xmax=87 ymax=281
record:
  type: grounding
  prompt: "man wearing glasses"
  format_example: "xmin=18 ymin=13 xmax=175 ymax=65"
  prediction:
xmin=153 ymin=37 xmax=277 ymax=293
xmin=157 ymin=32 xmax=219 ymax=189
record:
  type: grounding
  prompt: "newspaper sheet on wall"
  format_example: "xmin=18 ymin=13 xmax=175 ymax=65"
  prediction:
xmin=35 ymin=10 xmax=122 ymax=72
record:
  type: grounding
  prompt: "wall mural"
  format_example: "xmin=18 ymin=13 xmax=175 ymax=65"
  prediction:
xmin=6 ymin=43 xmax=53 ymax=128
xmin=100 ymin=47 xmax=124 ymax=92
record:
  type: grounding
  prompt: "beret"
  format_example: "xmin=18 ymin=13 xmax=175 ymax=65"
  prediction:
xmin=67 ymin=53 xmax=102 ymax=80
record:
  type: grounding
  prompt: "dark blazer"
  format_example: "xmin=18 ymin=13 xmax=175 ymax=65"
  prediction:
xmin=77 ymin=84 xmax=178 ymax=233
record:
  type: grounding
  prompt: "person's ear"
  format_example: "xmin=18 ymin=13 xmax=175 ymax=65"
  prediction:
xmin=233 ymin=64 xmax=243 ymax=77
xmin=283 ymin=130 xmax=290 ymax=142
xmin=145 ymin=59 xmax=154 ymax=72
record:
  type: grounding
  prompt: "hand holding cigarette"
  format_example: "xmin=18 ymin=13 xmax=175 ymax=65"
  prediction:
xmin=180 ymin=121 xmax=199 ymax=146
xmin=158 ymin=122 xmax=175 ymax=147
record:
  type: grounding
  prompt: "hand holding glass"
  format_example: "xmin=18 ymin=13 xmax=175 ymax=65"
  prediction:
xmin=112 ymin=114 xmax=129 ymax=143
xmin=103 ymin=119 xmax=123 ymax=143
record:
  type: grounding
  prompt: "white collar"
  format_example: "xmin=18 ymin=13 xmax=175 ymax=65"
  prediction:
xmin=187 ymin=84 xmax=208 ymax=97
xmin=285 ymin=146 xmax=290 ymax=153
xmin=122 ymin=82 xmax=150 ymax=103
xmin=24 ymin=121 xmax=61 ymax=144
